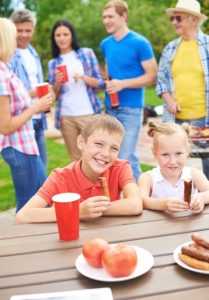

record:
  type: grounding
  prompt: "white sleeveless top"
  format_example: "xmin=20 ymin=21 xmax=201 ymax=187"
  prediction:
xmin=150 ymin=167 xmax=197 ymax=201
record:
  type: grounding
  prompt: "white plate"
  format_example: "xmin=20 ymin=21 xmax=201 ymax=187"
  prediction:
xmin=75 ymin=246 xmax=154 ymax=282
xmin=173 ymin=242 xmax=209 ymax=275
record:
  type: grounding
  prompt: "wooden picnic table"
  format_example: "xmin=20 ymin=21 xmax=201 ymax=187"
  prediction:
xmin=0 ymin=208 xmax=209 ymax=300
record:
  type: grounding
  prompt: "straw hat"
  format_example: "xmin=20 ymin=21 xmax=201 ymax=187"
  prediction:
xmin=166 ymin=0 xmax=208 ymax=22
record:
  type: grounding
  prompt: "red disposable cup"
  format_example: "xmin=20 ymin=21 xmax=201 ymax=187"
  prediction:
xmin=36 ymin=83 xmax=49 ymax=98
xmin=56 ymin=64 xmax=69 ymax=83
xmin=52 ymin=193 xmax=80 ymax=241
xmin=109 ymin=92 xmax=119 ymax=107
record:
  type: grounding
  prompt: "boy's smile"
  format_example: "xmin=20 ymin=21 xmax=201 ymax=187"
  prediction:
xmin=78 ymin=129 xmax=123 ymax=181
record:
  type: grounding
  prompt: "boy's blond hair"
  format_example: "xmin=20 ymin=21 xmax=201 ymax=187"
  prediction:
xmin=0 ymin=18 xmax=16 ymax=63
xmin=148 ymin=121 xmax=190 ymax=151
xmin=81 ymin=114 xmax=124 ymax=141
xmin=103 ymin=0 xmax=128 ymax=17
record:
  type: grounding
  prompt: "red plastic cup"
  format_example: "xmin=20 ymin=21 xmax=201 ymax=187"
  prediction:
xmin=52 ymin=193 xmax=80 ymax=241
xmin=36 ymin=82 xmax=49 ymax=98
xmin=56 ymin=64 xmax=69 ymax=83
xmin=109 ymin=92 xmax=119 ymax=107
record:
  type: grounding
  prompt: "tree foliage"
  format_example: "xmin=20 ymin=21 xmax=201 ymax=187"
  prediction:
xmin=28 ymin=0 xmax=209 ymax=75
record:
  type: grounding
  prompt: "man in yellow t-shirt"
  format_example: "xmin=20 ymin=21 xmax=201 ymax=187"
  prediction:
xmin=156 ymin=0 xmax=209 ymax=179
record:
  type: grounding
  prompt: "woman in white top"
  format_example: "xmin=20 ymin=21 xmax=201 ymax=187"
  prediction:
xmin=138 ymin=121 xmax=209 ymax=214
xmin=48 ymin=20 xmax=104 ymax=160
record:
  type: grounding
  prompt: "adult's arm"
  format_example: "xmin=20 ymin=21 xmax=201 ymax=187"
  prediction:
xmin=106 ymin=58 xmax=157 ymax=93
xmin=0 ymin=94 xmax=53 ymax=135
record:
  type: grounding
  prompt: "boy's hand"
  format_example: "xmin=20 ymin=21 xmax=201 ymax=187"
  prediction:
xmin=80 ymin=196 xmax=110 ymax=220
xmin=165 ymin=197 xmax=189 ymax=212
xmin=190 ymin=194 xmax=205 ymax=214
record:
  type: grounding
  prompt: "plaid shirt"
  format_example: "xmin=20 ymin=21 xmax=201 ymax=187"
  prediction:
xmin=156 ymin=31 xmax=209 ymax=124
xmin=48 ymin=48 xmax=104 ymax=129
xmin=9 ymin=45 xmax=47 ymax=129
xmin=0 ymin=62 xmax=38 ymax=155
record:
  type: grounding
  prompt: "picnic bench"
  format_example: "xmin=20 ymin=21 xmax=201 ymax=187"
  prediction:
xmin=0 ymin=208 xmax=209 ymax=299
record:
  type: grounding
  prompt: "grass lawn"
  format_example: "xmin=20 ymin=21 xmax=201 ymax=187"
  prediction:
xmin=0 ymin=88 xmax=159 ymax=212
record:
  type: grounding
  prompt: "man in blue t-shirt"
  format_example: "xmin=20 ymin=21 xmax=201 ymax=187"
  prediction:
xmin=100 ymin=0 xmax=157 ymax=180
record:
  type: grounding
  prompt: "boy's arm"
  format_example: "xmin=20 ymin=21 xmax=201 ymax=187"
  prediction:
xmin=16 ymin=195 xmax=56 ymax=224
xmin=103 ymin=182 xmax=142 ymax=216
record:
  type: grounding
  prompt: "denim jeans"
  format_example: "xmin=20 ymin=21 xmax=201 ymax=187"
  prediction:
xmin=176 ymin=117 xmax=209 ymax=179
xmin=106 ymin=107 xmax=142 ymax=180
xmin=33 ymin=119 xmax=47 ymax=168
xmin=1 ymin=147 xmax=46 ymax=211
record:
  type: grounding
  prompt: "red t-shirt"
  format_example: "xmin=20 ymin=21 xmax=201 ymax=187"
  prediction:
xmin=37 ymin=160 xmax=134 ymax=205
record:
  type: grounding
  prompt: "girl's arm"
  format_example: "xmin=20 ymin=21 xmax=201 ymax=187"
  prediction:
xmin=138 ymin=172 xmax=188 ymax=212
xmin=103 ymin=182 xmax=142 ymax=216
xmin=15 ymin=195 xmax=56 ymax=224
xmin=191 ymin=168 xmax=209 ymax=206
xmin=138 ymin=172 xmax=167 ymax=211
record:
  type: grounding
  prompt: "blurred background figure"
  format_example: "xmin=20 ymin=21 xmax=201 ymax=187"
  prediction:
xmin=0 ymin=18 xmax=53 ymax=211
xmin=156 ymin=0 xmax=209 ymax=178
xmin=10 ymin=9 xmax=48 ymax=168
xmin=48 ymin=20 xmax=104 ymax=161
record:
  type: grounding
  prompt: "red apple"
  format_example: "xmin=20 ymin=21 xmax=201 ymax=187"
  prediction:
xmin=82 ymin=238 xmax=109 ymax=268
xmin=102 ymin=243 xmax=137 ymax=277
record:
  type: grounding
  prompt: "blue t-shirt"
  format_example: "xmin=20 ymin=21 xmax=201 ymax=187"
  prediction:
xmin=100 ymin=31 xmax=154 ymax=108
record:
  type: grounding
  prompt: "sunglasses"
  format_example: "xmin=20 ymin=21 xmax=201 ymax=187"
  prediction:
xmin=170 ymin=15 xmax=184 ymax=23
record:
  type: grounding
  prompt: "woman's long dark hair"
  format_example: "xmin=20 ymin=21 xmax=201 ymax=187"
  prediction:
xmin=51 ymin=20 xmax=80 ymax=58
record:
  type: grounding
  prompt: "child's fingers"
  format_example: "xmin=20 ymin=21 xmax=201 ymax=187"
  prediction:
xmin=167 ymin=200 xmax=189 ymax=212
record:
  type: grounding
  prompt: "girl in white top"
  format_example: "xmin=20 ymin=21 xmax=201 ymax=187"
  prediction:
xmin=138 ymin=121 xmax=209 ymax=214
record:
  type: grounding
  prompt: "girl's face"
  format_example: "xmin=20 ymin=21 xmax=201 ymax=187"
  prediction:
xmin=153 ymin=133 xmax=189 ymax=181
xmin=78 ymin=129 xmax=123 ymax=181
xmin=54 ymin=25 xmax=72 ymax=54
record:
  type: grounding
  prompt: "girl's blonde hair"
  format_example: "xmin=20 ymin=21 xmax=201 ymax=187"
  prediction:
xmin=148 ymin=121 xmax=190 ymax=151
xmin=0 ymin=18 xmax=16 ymax=62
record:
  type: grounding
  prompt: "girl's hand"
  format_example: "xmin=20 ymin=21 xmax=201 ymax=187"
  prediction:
xmin=165 ymin=198 xmax=189 ymax=212
xmin=190 ymin=194 xmax=205 ymax=214
xmin=80 ymin=196 xmax=110 ymax=220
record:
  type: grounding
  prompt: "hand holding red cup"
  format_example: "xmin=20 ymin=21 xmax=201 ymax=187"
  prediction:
xmin=36 ymin=82 xmax=49 ymax=98
xmin=56 ymin=64 xmax=69 ymax=84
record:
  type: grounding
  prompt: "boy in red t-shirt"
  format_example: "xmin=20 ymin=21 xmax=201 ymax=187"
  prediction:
xmin=16 ymin=115 xmax=142 ymax=223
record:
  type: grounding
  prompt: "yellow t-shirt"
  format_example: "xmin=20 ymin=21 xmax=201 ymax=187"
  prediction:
xmin=172 ymin=40 xmax=206 ymax=120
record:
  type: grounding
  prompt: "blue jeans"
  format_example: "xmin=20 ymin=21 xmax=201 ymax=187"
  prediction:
xmin=106 ymin=107 xmax=142 ymax=180
xmin=33 ymin=119 xmax=47 ymax=168
xmin=176 ymin=117 xmax=209 ymax=179
xmin=1 ymin=147 xmax=46 ymax=211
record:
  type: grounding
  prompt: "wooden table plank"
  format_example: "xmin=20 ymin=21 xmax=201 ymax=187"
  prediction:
xmin=1 ymin=207 xmax=209 ymax=240
xmin=1 ymin=213 xmax=209 ymax=256
xmin=1 ymin=265 xmax=209 ymax=300
xmin=1 ymin=229 xmax=209 ymax=280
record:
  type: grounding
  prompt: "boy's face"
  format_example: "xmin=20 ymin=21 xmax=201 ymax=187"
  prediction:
xmin=78 ymin=129 xmax=123 ymax=180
